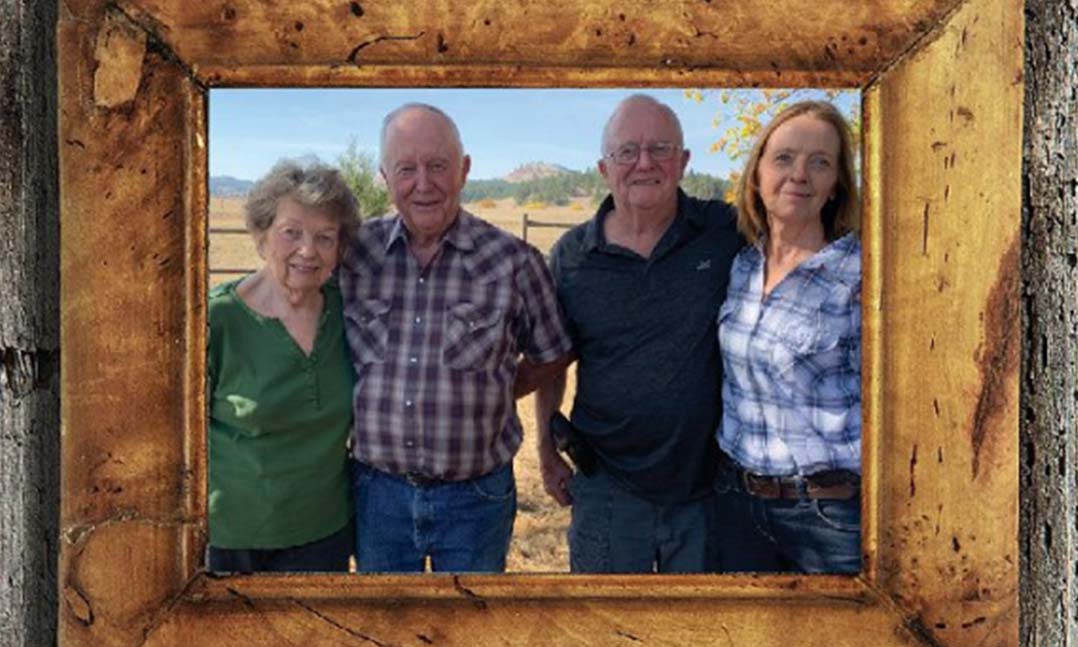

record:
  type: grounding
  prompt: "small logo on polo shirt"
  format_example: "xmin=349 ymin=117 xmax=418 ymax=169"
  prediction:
xmin=696 ymin=259 xmax=712 ymax=271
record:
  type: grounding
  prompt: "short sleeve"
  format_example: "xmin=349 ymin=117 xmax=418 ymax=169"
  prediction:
xmin=515 ymin=245 xmax=574 ymax=364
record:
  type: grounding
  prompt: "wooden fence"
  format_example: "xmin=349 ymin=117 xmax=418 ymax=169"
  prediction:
xmin=208 ymin=214 xmax=576 ymax=282
xmin=521 ymin=213 xmax=573 ymax=257
xmin=207 ymin=226 xmax=253 ymax=283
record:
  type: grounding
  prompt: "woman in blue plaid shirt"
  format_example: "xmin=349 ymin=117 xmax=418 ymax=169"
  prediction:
xmin=714 ymin=101 xmax=862 ymax=574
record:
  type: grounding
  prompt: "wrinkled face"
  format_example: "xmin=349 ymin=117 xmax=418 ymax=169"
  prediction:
xmin=258 ymin=197 xmax=340 ymax=294
xmin=381 ymin=109 xmax=470 ymax=243
xmin=756 ymin=113 xmax=841 ymax=228
xmin=599 ymin=101 xmax=689 ymax=215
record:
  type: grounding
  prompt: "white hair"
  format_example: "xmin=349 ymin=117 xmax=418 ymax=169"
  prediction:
xmin=600 ymin=94 xmax=685 ymax=155
xmin=379 ymin=103 xmax=464 ymax=166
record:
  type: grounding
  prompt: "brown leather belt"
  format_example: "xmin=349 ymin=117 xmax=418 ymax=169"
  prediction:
xmin=723 ymin=456 xmax=860 ymax=500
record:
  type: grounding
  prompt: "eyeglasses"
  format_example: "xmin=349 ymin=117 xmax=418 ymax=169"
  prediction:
xmin=604 ymin=142 xmax=680 ymax=165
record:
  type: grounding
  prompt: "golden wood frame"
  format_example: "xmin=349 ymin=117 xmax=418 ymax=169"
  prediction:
xmin=57 ymin=1 xmax=1023 ymax=645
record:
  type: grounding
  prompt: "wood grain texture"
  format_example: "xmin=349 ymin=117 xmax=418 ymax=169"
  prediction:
xmin=58 ymin=3 xmax=198 ymax=645
xmin=143 ymin=595 xmax=919 ymax=647
xmin=867 ymin=0 xmax=1023 ymax=644
xmin=112 ymin=0 xmax=961 ymax=86
xmin=55 ymin=0 xmax=1024 ymax=645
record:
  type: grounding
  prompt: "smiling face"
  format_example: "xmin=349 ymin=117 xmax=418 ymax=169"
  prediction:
xmin=599 ymin=100 xmax=689 ymax=217
xmin=380 ymin=108 xmax=470 ymax=245
xmin=756 ymin=113 xmax=841 ymax=229
xmin=258 ymin=196 xmax=341 ymax=295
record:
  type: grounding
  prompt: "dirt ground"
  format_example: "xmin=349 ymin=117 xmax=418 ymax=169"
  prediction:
xmin=208 ymin=196 xmax=592 ymax=572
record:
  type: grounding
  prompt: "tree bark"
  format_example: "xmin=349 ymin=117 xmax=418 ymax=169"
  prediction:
xmin=1021 ymin=1 xmax=1078 ymax=646
xmin=0 ymin=1 xmax=61 ymax=647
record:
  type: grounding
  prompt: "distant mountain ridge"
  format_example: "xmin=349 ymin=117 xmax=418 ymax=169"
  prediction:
xmin=211 ymin=162 xmax=728 ymax=205
xmin=209 ymin=175 xmax=254 ymax=197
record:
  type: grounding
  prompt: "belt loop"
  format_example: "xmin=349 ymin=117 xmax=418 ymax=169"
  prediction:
xmin=793 ymin=474 xmax=809 ymax=500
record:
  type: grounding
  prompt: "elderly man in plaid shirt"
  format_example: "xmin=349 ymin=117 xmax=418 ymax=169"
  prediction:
xmin=339 ymin=103 xmax=573 ymax=573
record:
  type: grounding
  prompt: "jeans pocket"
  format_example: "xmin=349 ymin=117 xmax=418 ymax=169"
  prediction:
xmin=567 ymin=476 xmax=612 ymax=573
xmin=470 ymin=464 xmax=515 ymax=501
xmin=812 ymin=497 xmax=861 ymax=533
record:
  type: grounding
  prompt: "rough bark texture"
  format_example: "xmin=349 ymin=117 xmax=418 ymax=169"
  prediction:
xmin=1021 ymin=1 xmax=1078 ymax=646
xmin=0 ymin=1 xmax=61 ymax=647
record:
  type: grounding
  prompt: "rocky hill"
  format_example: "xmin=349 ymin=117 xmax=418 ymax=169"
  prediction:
xmin=503 ymin=162 xmax=571 ymax=183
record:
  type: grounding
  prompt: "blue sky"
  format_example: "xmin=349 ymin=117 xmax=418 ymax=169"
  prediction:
xmin=209 ymin=88 xmax=858 ymax=182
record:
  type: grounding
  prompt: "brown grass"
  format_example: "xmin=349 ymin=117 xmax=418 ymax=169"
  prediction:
xmin=208 ymin=196 xmax=592 ymax=572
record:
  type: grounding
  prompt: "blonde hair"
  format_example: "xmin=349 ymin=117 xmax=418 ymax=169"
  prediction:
xmin=734 ymin=100 xmax=859 ymax=245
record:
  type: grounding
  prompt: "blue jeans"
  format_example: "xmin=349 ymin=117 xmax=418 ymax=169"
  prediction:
xmin=568 ymin=468 xmax=718 ymax=573
xmin=713 ymin=461 xmax=861 ymax=574
xmin=207 ymin=522 xmax=354 ymax=573
xmin=352 ymin=462 xmax=516 ymax=573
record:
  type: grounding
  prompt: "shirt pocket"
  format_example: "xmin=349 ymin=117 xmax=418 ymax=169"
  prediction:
xmin=771 ymin=309 xmax=844 ymax=387
xmin=442 ymin=300 xmax=507 ymax=371
xmin=346 ymin=298 xmax=391 ymax=364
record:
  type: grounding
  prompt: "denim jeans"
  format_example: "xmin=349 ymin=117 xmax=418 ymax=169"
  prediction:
xmin=207 ymin=522 xmax=354 ymax=573
xmin=352 ymin=461 xmax=516 ymax=573
xmin=568 ymin=467 xmax=719 ymax=573
xmin=713 ymin=461 xmax=861 ymax=574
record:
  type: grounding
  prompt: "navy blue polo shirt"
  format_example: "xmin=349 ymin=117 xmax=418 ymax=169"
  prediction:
xmin=550 ymin=190 xmax=743 ymax=504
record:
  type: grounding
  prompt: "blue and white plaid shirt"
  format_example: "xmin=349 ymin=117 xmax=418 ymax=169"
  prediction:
xmin=717 ymin=232 xmax=861 ymax=476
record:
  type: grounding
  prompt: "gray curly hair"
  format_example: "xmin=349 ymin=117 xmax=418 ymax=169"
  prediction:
xmin=244 ymin=159 xmax=360 ymax=253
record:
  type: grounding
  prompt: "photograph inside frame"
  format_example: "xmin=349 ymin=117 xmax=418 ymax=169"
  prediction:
xmin=205 ymin=86 xmax=863 ymax=575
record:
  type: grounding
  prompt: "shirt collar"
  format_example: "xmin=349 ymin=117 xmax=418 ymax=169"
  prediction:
xmin=384 ymin=209 xmax=477 ymax=254
xmin=581 ymin=188 xmax=700 ymax=253
xmin=752 ymin=231 xmax=859 ymax=279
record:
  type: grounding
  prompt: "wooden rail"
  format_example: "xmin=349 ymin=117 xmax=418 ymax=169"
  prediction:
xmin=207 ymin=227 xmax=256 ymax=279
xmin=521 ymin=213 xmax=572 ymax=247
xmin=208 ymin=215 xmax=575 ymax=280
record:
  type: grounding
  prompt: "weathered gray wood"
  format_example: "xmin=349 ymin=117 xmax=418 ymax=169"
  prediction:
xmin=0 ymin=1 xmax=60 ymax=647
xmin=1021 ymin=1 xmax=1078 ymax=646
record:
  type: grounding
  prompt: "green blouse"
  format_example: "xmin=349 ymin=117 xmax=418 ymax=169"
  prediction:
xmin=207 ymin=278 xmax=354 ymax=549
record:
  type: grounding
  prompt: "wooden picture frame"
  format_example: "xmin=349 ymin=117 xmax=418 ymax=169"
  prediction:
xmin=57 ymin=1 xmax=1023 ymax=645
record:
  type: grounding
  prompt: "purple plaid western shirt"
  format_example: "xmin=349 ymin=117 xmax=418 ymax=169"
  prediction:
xmin=339 ymin=210 xmax=573 ymax=480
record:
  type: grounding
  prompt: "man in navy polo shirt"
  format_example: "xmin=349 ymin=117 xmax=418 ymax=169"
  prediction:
xmin=535 ymin=94 xmax=743 ymax=573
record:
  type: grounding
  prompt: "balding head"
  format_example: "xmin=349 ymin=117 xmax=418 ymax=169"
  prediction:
xmin=601 ymin=94 xmax=684 ymax=156
xmin=597 ymin=94 xmax=690 ymax=218
xmin=380 ymin=103 xmax=464 ymax=167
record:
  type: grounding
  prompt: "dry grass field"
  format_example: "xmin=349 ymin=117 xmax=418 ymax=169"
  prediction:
xmin=208 ymin=195 xmax=592 ymax=572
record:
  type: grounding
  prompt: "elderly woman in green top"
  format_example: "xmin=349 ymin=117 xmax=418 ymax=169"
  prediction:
xmin=208 ymin=160 xmax=360 ymax=572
